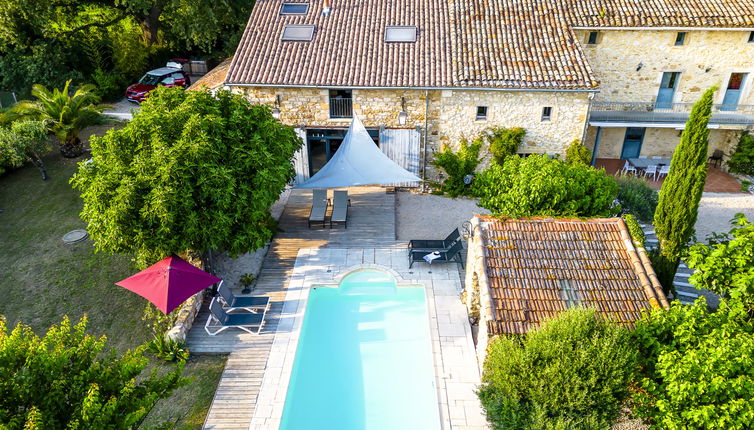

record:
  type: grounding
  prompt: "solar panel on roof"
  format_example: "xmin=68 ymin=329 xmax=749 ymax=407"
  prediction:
xmin=385 ymin=26 xmax=417 ymax=43
xmin=281 ymin=3 xmax=309 ymax=14
xmin=559 ymin=280 xmax=581 ymax=309
xmin=282 ymin=24 xmax=315 ymax=41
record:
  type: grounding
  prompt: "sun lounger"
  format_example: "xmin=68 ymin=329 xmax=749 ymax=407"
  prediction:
xmin=330 ymin=190 xmax=349 ymax=228
xmin=409 ymin=239 xmax=464 ymax=269
xmin=217 ymin=280 xmax=270 ymax=313
xmin=204 ymin=297 xmax=266 ymax=336
xmin=308 ymin=189 xmax=328 ymax=228
xmin=408 ymin=228 xmax=460 ymax=252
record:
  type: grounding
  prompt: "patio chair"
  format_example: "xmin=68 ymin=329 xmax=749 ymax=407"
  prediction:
xmin=708 ymin=149 xmax=724 ymax=167
xmin=408 ymin=228 xmax=460 ymax=253
xmin=644 ymin=164 xmax=658 ymax=181
xmin=409 ymin=239 xmax=464 ymax=269
xmin=620 ymin=160 xmax=637 ymax=175
xmin=658 ymin=164 xmax=670 ymax=180
xmin=308 ymin=189 xmax=328 ymax=228
xmin=330 ymin=190 xmax=349 ymax=228
xmin=217 ymin=280 xmax=270 ymax=313
xmin=204 ymin=297 xmax=266 ymax=336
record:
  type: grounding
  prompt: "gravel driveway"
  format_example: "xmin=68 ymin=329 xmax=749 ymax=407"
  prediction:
xmin=396 ymin=191 xmax=490 ymax=240
xmin=695 ymin=192 xmax=754 ymax=240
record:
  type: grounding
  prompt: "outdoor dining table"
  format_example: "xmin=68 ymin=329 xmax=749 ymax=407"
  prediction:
xmin=628 ymin=157 xmax=671 ymax=168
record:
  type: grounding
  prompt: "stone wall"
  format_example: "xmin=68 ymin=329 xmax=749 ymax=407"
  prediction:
xmin=463 ymin=216 xmax=494 ymax=370
xmin=575 ymin=29 xmax=754 ymax=105
xmin=585 ymin=126 xmax=741 ymax=159
xmin=232 ymin=86 xmax=591 ymax=178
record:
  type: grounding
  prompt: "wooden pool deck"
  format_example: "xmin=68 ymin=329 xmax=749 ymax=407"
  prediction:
xmin=194 ymin=187 xmax=406 ymax=429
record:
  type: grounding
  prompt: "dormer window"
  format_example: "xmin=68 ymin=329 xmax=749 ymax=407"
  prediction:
xmin=385 ymin=26 xmax=417 ymax=43
xmin=282 ymin=24 xmax=315 ymax=41
xmin=280 ymin=3 xmax=309 ymax=14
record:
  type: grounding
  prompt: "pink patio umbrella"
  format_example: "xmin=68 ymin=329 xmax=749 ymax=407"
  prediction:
xmin=116 ymin=254 xmax=221 ymax=314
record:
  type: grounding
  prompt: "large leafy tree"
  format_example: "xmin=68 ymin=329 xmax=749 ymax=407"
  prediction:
xmin=685 ymin=214 xmax=754 ymax=310
xmin=0 ymin=119 xmax=51 ymax=179
xmin=632 ymin=298 xmax=754 ymax=429
xmin=473 ymin=154 xmax=618 ymax=217
xmin=478 ymin=308 xmax=637 ymax=429
xmin=0 ymin=316 xmax=185 ymax=429
xmin=653 ymin=87 xmax=716 ymax=293
xmin=6 ymin=80 xmax=105 ymax=158
xmin=0 ymin=0 xmax=250 ymax=96
xmin=71 ymin=88 xmax=302 ymax=268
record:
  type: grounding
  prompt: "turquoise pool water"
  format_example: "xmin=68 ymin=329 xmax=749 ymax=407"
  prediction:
xmin=280 ymin=270 xmax=440 ymax=430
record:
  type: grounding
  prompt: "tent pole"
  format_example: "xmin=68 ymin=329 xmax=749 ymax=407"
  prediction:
xmin=422 ymin=89 xmax=430 ymax=192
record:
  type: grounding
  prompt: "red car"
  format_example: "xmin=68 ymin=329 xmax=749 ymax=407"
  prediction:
xmin=125 ymin=66 xmax=191 ymax=103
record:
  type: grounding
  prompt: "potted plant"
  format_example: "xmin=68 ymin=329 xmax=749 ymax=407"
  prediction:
xmin=240 ymin=273 xmax=256 ymax=294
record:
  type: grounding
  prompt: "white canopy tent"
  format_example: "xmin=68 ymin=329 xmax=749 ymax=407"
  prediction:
xmin=295 ymin=115 xmax=423 ymax=189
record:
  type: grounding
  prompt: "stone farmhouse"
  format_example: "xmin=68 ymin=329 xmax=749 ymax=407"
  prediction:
xmin=197 ymin=0 xmax=754 ymax=184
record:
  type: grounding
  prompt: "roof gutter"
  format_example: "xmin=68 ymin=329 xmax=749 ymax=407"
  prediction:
xmin=573 ymin=26 xmax=754 ymax=31
xmin=224 ymin=82 xmax=600 ymax=93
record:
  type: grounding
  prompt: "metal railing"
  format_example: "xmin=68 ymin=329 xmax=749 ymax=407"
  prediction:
xmin=590 ymin=101 xmax=754 ymax=125
xmin=329 ymin=97 xmax=353 ymax=118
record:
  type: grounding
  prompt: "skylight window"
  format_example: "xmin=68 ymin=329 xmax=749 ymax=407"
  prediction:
xmin=385 ymin=26 xmax=417 ymax=43
xmin=281 ymin=24 xmax=315 ymax=41
xmin=280 ymin=3 xmax=309 ymax=15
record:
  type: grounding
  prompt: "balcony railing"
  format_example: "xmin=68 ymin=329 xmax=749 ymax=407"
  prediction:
xmin=590 ymin=101 xmax=754 ymax=126
xmin=329 ymin=97 xmax=353 ymax=118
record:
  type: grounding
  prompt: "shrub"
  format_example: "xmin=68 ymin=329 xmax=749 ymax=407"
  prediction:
xmin=623 ymin=214 xmax=646 ymax=248
xmin=91 ymin=68 xmax=128 ymax=102
xmin=488 ymin=127 xmax=526 ymax=165
xmin=632 ymin=298 xmax=754 ymax=429
xmin=0 ymin=316 xmax=185 ymax=429
xmin=565 ymin=139 xmax=592 ymax=165
xmin=727 ymin=132 xmax=754 ymax=176
xmin=478 ymin=308 xmax=637 ymax=429
xmin=473 ymin=154 xmax=618 ymax=217
xmin=431 ymin=138 xmax=483 ymax=197
xmin=616 ymin=175 xmax=659 ymax=221
xmin=685 ymin=214 xmax=754 ymax=309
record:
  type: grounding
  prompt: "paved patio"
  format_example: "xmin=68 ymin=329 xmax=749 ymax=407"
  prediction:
xmin=595 ymin=158 xmax=744 ymax=193
xmin=191 ymin=187 xmax=485 ymax=429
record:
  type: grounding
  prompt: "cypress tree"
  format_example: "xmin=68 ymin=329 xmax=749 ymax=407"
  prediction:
xmin=653 ymin=86 xmax=717 ymax=294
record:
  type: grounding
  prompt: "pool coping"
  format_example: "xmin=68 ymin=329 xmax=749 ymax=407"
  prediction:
xmin=249 ymin=248 xmax=487 ymax=429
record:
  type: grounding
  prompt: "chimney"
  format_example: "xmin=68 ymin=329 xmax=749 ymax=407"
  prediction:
xmin=322 ymin=0 xmax=332 ymax=16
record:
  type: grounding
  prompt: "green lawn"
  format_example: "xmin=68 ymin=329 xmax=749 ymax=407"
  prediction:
xmin=0 ymin=141 xmax=225 ymax=429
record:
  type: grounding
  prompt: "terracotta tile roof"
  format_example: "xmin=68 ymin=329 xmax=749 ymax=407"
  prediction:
xmin=189 ymin=58 xmax=233 ymax=91
xmin=226 ymin=0 xmax=754 ymax=89
xmin=451 ymin=1 xmax=597 ymax=89
xmin=227 ymin=0 xmax=453 ymax=88
xmin=477 ymin=216 xmax=667 ymax=335
xmin=567 ymin=0 xmax=754 ymax=28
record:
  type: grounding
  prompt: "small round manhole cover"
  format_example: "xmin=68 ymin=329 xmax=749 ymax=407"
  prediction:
xmin=62 ymin=229 xmax=88 ymax=244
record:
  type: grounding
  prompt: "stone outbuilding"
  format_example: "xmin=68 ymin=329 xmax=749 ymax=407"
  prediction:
xmin=463 ymin=216 xmax=668 ymax=365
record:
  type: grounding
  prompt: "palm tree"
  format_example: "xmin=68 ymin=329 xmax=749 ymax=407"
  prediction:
xmin=9 ymin=80 xmax=105 ymax=158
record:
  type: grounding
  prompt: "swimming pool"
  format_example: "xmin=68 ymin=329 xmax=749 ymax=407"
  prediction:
xmin=279 ymin=269 xmax=440 ymax=430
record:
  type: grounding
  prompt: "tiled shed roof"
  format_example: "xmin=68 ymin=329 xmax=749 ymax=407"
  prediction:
xmin=189 ymin=58 xmax=232 ymax=91
xmin=226 ymin=0 xmax=754 ymax=89
xmin=477 ymin=216 xmax=667 ymax=335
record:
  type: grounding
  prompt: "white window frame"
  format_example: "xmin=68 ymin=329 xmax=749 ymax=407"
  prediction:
xmin=385 ymin=26 xmax=417 ymax=43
